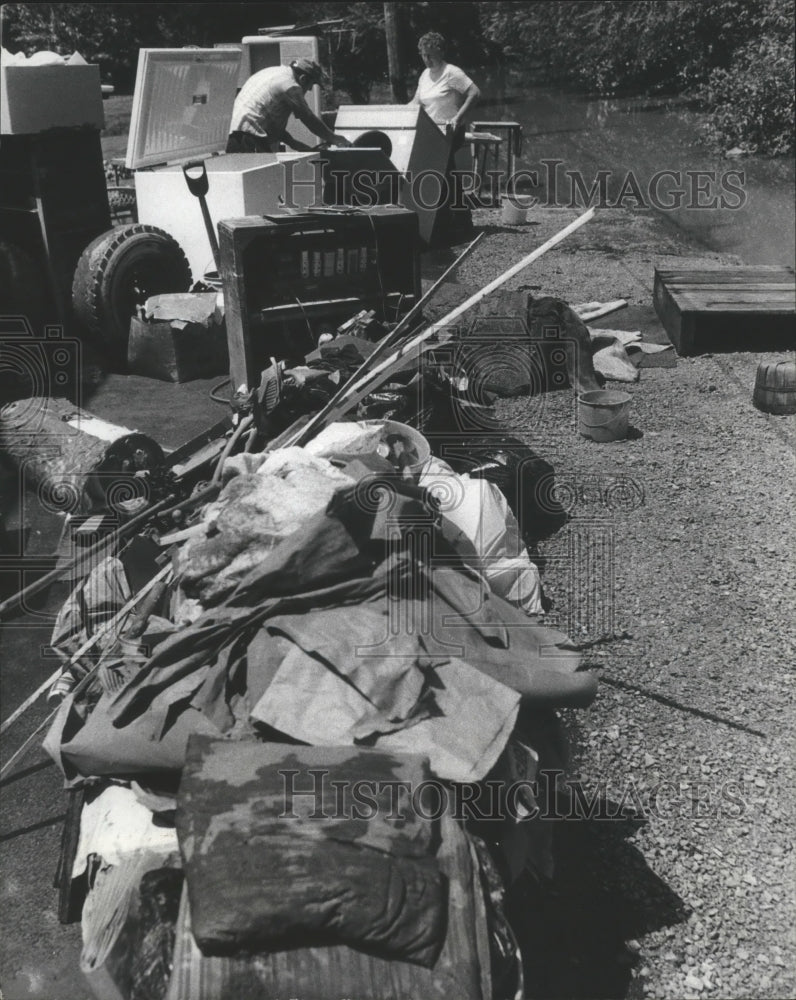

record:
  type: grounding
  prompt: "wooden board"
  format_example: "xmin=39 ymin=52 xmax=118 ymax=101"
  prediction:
xmin=653 ymin=267 xmax=795 ymax=355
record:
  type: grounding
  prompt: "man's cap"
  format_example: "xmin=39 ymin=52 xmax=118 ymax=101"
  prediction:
xmin=292 ymin=58 xmax=327 ymax=86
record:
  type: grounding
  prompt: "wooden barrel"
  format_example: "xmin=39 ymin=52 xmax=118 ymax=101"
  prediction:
xmin=753 ymin=359 xmax=796 ymax=415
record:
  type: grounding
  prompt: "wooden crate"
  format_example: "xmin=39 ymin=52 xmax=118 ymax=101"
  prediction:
xmin=653 ymin=266 xmax=795 ymax=355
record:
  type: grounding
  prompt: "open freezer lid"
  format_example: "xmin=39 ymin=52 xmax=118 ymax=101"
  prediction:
xmin=126 ymin=48 xmax=241 ymax=170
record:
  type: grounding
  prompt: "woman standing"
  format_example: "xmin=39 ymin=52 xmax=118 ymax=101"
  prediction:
xmin=408 ymin=31 xmax=480 ymax=241
xmin=409 ymin=31 xmax=480 ymax=147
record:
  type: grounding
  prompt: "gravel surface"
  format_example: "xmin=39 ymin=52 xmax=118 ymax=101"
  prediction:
xmin=461 ymin=204 xmax=796 ymax=999
xmin=1 ymin=201 xmax=792 ymax=1000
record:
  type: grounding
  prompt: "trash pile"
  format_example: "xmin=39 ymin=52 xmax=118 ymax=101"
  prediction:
xmin=39 ymin=402 xmax=599 ymax=998
xmin=1 ymin=212 xmax=670 ymax=998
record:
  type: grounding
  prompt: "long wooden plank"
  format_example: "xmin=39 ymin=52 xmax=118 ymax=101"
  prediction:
xmin=288 ymin=208 xmax=596 ymax=447
xmin=286 ymin=234 xmax=485 ymax=449
xmin=662 ymin=279 xmax=794 ymax=288
xmin=684 ymin=298 xmax=795 ymax=312
xmin=663 ymin=281 xmax=795 ymax=291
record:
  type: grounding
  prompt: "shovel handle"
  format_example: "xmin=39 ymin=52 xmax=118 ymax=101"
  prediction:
xmin=182 ymin=159 xmax=209 ymax=197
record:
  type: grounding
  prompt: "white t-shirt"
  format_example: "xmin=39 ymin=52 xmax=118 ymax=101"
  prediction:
xmin=412 ymin=63 xmax=474 ymax=128
xmin=230 ymin=65 xmax=308 ymax=139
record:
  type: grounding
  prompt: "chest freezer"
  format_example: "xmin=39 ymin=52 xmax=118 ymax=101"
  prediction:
xmin=126 ymin=47 xmax=323 ymax=283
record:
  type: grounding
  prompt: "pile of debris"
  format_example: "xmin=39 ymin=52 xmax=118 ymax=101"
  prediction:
xmin=0 ymin=211 xmax=675 ymax=999
xmin=40 ymin=405 xmax=596 ymax=998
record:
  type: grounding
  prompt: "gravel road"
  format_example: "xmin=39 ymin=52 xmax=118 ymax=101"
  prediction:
xmin=460 ymin=203 xmax=796 ymax=1000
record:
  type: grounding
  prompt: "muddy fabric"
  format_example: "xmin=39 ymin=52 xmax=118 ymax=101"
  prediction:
xmin=165 ymin=808 xmax=489 ymax=1000
xmin=57 ymin=486 xmax=593 ymax=783
xmin=178 ymin=739 xmax=437 ymax=862
xmin=176 ymin=737 xmax=446 ymax=966
xmin=179 ymin=450 xmax=354 ymax=605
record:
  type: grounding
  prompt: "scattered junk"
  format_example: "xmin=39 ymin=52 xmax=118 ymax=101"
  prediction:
xmin=588 ymin=328 xmax=673 ymax=383
xmin=71 ymin=223 xmax=194 ymax=367
xmin=1 ymin=208 xmax=615 ymax=1000
xmin=331 ymin=104 xmax=458 ymax=244
xmin=0 ymin=396 xmax=164 ymax=514
xmin=1 ymin=36 xmax=516 ymax=382
xmin=10 ymin=28 xmax=791 ymax=998
xmin=122 ymin=46 xmax=324 ymax=289
xmin=218 ymin=205 xmax=422 ymax=395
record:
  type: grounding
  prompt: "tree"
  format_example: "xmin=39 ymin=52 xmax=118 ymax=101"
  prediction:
xmin=1 ymin=3 xmax=295 ymax=90
xmin=384 ymin=2 xmax=407 ymax=102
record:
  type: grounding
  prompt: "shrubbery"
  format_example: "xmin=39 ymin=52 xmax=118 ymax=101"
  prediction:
xmin=481 ymin=0 xmax=795 ymax=155
xmin=700 ymin=3 xmax=795 ymax=154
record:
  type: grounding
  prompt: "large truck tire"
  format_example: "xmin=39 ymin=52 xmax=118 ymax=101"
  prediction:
xmin=71 ymin=224 xmax=191 ymax=367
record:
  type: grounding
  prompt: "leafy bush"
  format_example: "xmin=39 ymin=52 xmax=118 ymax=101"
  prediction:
xmin=480 ymin=0 xmax=762 ymax=93
xmin=481 ymin=0 xmax=794 ymax=155
xmin=701 ymin=3 xmax=795 ymax=153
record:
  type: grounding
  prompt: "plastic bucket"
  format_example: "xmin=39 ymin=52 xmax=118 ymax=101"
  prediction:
xmin=501 ymin=195 xmax=531 ymax=225
xmin=578 ymin=390 xmax=632 ymax=442
xmin=368 ymin=419 xmax=431 ymax=478
xmin=328 ymin=420 xmax=431 ymax=480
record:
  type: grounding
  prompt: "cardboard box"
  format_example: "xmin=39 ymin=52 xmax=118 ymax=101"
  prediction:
xmin=1 ymin=64 xmax=105 ymax=134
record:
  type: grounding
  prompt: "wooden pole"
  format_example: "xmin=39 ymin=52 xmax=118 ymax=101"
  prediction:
xmin=0 ymin=566 xmax=173 ymax=781
xmin=0 ymin=497 xmax=169 ymax=623
xmin=384 ymin=2 xmax=407 ymax=103
xmin=0 ymin=563 xmax=172 ymax=738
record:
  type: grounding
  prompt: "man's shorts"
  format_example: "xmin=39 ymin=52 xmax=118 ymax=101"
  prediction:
xmin=226 ymin=131 xmax=279 ymax=154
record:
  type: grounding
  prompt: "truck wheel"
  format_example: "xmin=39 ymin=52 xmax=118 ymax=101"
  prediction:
xmin=71 ymin=224 xmax=191 ymax=366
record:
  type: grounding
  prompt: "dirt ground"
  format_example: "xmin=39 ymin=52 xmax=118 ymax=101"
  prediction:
xmin=1 ymin=202 xmax=794 ymax=1000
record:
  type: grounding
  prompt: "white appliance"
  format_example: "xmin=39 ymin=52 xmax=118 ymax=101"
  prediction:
xmin=126 ymin=47 xmax=323 ymax=283
xmin=333 ymin=105 xmax=452 ymax=244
